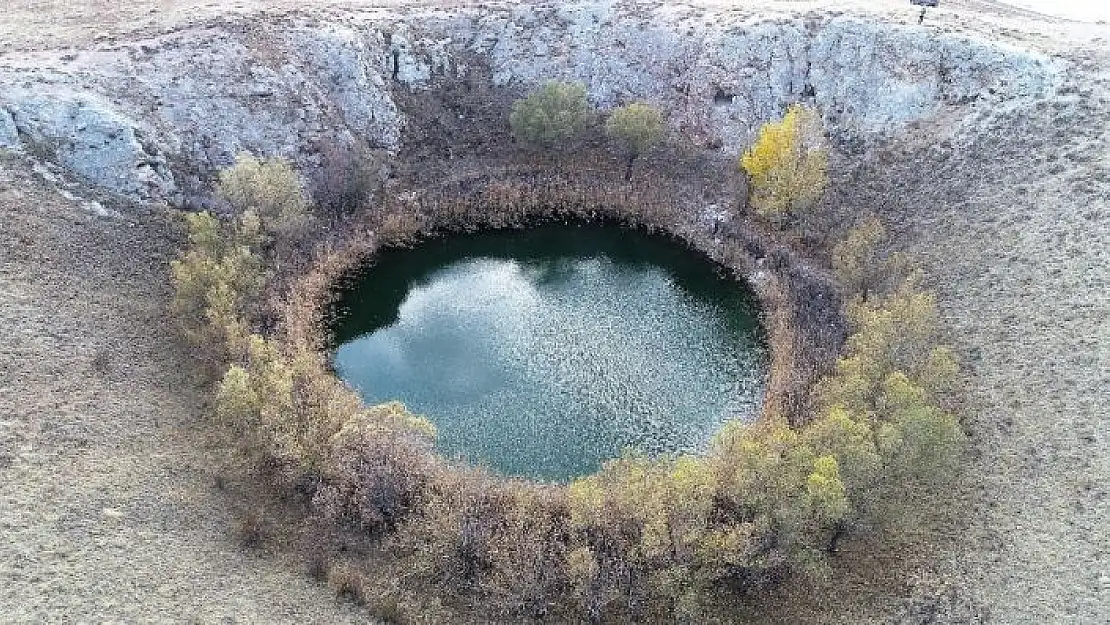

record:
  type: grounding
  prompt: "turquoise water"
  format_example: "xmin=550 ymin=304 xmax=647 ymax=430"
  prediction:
xmin=329 ymin=224 xmax=767 ymax=482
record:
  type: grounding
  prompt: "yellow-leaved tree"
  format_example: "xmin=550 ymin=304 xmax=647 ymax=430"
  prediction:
xmin=740 ymin=104 xmax=828 ymax=224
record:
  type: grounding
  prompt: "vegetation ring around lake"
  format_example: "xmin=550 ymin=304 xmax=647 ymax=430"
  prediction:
xmin=175 ymin=117 xmax=963 ymax=621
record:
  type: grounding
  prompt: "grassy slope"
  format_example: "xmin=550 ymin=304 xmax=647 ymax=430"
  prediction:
xmin=0 ymin=157 xmax=367 ymax=623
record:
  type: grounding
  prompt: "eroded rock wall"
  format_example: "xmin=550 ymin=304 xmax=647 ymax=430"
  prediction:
xmin=0 ymin=1 xmax=1060 ymax=203
xmin=465 ymin=4 xmax=1057 ymax=148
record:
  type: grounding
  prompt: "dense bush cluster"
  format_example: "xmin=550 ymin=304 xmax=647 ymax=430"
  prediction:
xmin=218 ymin=153 xmax=312 ymax=247
xmin=171 ymin=115 xmax=961 ymax=622
xmin=510 ymin=81 xmax=594 ymax=150
xmin=170 ymin=210 xmax=264 ymax=364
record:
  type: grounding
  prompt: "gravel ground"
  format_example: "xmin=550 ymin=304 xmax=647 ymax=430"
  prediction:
xmin=0 ymin=1 xmax=1107 ymax=623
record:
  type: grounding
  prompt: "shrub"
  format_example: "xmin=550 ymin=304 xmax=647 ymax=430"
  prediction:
xmin=312 ymin=403 xmax=438 ymax=535
xmin=401 ymin=476 xmax=511 ymax=590
xmin=376 ymin=211 xmax=423 ymax=248
xmin=740 ymin=104 xmax=828 ymax=224
xmin=327 ymin=561 xmax=368 ymax=604
xmin=366 ymin=594 xmax=408 ymax=625
xmin=605 ymin=103 xmax=665 ymax=180
xmin=813 ymin=269 xmax=964 ymax=511
xmin=170 ymin=211 xmax=263 ymax=361
xmin=235 ymin=509 xmax=267 ymax=548
xmin=831 ymin=216 xmax=911 ymax=301
xmin=217 ymin=152 xmax=312 ymax=244
xmin=509 ymin=81 xmax=593 ymax=150
xmin=487 ymin=487 xmax=570 ymax=620
xmin=312 ymin=142 xmax=383 ymax=226
xmin=566 ymin=452 xmax=716 ymax=621
xmin=214 ymin=335 xmax=298 ymax=470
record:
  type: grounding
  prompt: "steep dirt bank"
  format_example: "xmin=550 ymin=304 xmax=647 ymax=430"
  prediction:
xmin=877 ymin=72 xmax=1110 ymax=622
xmin=736 ymin=57 xmax=1110 ymax=624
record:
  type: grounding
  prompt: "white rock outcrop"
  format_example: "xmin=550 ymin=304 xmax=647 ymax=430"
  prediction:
xmin=0 ymin=107 xmax=18 ymax=149
xmin=0 ymin=1 xmax=1060 ymax=202
xmin=469 ymin=4 xmax=1058 ymax=149
xmin=2 ymin=90 xmax=174 ymax=199
xmin=291 ymin=26 xmax=402 ymax=148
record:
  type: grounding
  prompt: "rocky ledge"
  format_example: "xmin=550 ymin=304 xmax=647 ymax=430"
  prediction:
xmin=0 ymin=1 xmax=1060 ymax=204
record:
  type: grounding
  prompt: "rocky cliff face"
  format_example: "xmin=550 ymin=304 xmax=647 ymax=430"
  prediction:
xmin=0 ymin=1 xmax=1060 ymax=203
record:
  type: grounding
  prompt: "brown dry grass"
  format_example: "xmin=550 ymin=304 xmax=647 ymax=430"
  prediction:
xmin=0 ymin=152 xmax=368 ymax=622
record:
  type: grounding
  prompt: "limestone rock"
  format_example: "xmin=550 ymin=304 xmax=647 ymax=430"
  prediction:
xmin=0 ymin=107 xmax=19 ymax=149
xmin=0 ymin=0 xmax=1061 ymax=202
xmin=287 ymin=25 xmax=402 ymax=147
xmin=3 ymin=90 xmax=175 ymax=200
xmin=476 ymin=3 xmax=1058 ymax=150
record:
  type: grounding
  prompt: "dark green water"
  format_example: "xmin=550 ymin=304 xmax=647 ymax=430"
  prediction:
xmin=329 ymin=224 xmax=767 ymax=482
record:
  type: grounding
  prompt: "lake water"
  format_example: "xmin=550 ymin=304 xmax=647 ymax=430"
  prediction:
xmin=329 ymin=224 xmax=767 ymax=482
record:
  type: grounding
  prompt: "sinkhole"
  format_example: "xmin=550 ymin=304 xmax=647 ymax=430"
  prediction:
xmin=328 ymin=223 xmax=768 ymax=482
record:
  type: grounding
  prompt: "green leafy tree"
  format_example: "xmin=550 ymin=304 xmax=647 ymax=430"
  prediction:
xmin=740 ymin=104 xmax=828 ymax=225
xmin=832 ymin=216 xmax=912 ymax=301
xmin=873 ymin=372 xmax=964 ymax=486
xmin=816 ymin=225 xmax=965 ymax=515
xmin=804 ymin=405 xmax=881 ymax=497
xmin=708 ymin=422 xmax=821 ymax=558
xmin=805 ymin=455 xmax=849 ymax=527
xmin=605 ymin=103 xmax=665 ymax=180
xmin=566 ymin=452 xmax=717 ymax=622
xmin=510 ymin=81 xmax=593 ymax=150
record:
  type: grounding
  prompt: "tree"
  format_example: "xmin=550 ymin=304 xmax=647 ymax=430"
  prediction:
xmin=805 ymin=455 xmax=848 ymax=528
xmin=873 ymin=372 xmax=964 ymax=486
xmin=605 ymin=103 xmax=665 ymax=180
xmin=740 ymin=104 xmax=828 ymax=224
xmin=509 ymin=81 xmax=593 ymax=150
xmin=170 ymin=211 xmax=264 ymax=361
xmin=804 ymin=405 xmax=881 ymax=497
xmin=566 ymin=452 xmax=716 ymax=622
